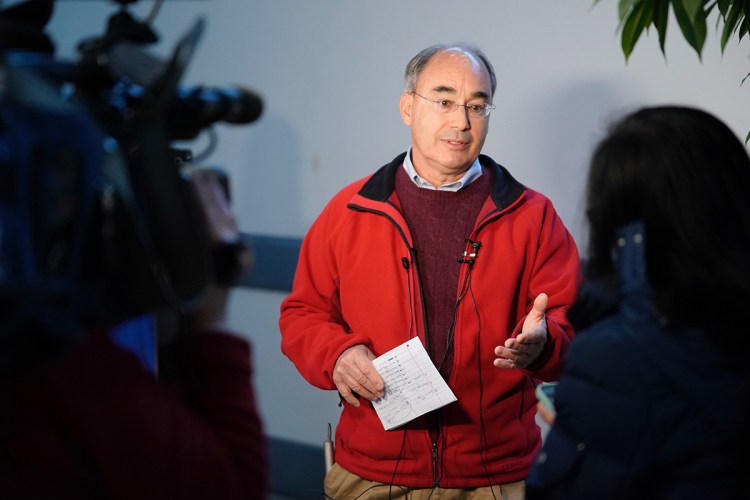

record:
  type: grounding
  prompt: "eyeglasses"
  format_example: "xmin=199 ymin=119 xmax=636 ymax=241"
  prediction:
xmin=412 ymin=92 xmax=495 ymax=119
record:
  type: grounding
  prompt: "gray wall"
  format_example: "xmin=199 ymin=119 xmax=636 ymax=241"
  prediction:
xmin=48 ymin=0 xmax=749 ymax=446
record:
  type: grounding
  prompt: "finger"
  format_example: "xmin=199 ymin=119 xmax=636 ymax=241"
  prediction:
xmin=351 ymin=350 xmax=384 ymax=393
xmin=335 ymin=361 xmax=384 ymax=400
xmin=506 ymin=341 xmax=525 ymax=352
xmin=513 ymin=332 xmax=545 ymax=346
xmin=533 ymin=293 xmax=549 ymax=313
xmin=494 ymin=357 xmax=516 ymax=369
xmin=358 ymin=366 xmax=385 ymax=399
xmin=497 ymin=344 xmax=542 ymax=369
xmin=536 ymin=401 xmax=557 ymax=425
xmin=495 ymin=345 xmax=518 ymax=356
xmin=335 ymin=382 xmax=361 ymax=407
xmin=333 ymin=345 xmax=385 ymax=403
xmin=505 ymin=337 xmax=542 ymax=351
xmin=359 ymin=363 xmax=385 ymax=392
xmin=529 ymin=293 xmax=548 ymax=320
xmin=342 ymin=372 xmax=383 ymax=401
xmin=494 ymin=346 xmax=518 ymax=367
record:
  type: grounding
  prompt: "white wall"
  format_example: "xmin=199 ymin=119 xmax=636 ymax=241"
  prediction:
xmin=48 ymin=0 xmax=749 ymax=446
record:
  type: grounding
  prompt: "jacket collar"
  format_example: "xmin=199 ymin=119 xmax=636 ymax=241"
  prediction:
xmin=613 ymin=221 xmax=658 ymax=323
xmin=613 ymin=221 xmax=648 ymax=295
xmin=568 ymin=221 xmax=655 ymax=331
xmin=357 ymin=152 xmax=526 ymax=211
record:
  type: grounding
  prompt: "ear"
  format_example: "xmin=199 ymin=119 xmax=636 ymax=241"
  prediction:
xmin=399 ymin=92 xmax=413 ymax=126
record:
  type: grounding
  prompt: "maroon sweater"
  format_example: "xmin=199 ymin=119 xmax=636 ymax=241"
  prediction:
xmin=395 ymin=166 xmax=490 ymax=379
xmin=0 ymin=329 xmax=268 ymax=499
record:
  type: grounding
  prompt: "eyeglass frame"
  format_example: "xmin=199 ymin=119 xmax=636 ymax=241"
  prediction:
xmin=411 ymin=92 xmax=496 ymax=119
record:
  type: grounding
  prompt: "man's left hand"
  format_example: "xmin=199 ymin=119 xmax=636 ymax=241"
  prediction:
xmin=494 ymin=293 xmax=548 ymax=369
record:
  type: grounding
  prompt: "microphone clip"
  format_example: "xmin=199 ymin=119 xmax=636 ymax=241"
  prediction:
xmin=457 ymin=239 xmax=482 ymax=267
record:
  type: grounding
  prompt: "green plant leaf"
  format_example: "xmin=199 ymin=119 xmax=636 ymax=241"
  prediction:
xmin=673 ymin=0 xmax=707 ymax=58
xmin=622 ymin=1 xmax=655 ymax=60
xmin=717 ymin=0 xmax=731 ymax=16
xmin=741 ymin=0 xmax=750 ymax=43
xmin=694 ymin=2 xmax=709 ymax=51
xmin=652 ymin=0 xmax=671 ymax=55
xmin=682 ymin=0 xmax=705 ymax=21
xmin=618 ymin=0 xmax=642 ymax=20
xmin=616 ymin=0 xmax=642 ymax=35
xmin=739 ymin=13 xmax=750 ymax=40
xmin=720 ymin=1 xmax=743 ymax=52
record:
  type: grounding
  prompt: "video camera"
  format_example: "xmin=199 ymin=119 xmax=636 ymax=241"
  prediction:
xmin=0 ymin=0 xmax=263 ymax=341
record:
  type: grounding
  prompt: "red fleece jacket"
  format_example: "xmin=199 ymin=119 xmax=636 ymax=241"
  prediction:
xmin=280 ymin=154 xmax=580 ymax=488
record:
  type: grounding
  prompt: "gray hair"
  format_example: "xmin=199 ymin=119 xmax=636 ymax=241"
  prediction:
xmin=403 ymin=43 xmax=497 ymax=97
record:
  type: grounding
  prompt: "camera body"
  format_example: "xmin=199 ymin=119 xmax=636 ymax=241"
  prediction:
xmin=0 ymin=1 xmax=262 ymax=341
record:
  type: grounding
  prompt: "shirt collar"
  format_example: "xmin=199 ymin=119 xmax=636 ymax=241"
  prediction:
xmin=402 ymin=147 xmax=482 ymax=192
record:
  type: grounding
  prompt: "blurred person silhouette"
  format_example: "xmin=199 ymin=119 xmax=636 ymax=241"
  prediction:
xmin=279 ymin=42 xmax=580 ymax=499
xmin=0 ymin=165 xmax=269 ymax=499
xmin=526 ymin=105 xmax=750 ymax=499
xmin=0 ymin=1 xmax=268 ymax=497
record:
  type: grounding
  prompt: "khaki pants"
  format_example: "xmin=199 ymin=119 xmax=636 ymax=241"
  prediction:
xmin=324 ymin=463 xmax=525 ymax=500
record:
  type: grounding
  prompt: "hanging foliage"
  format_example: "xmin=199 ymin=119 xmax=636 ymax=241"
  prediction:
xmin=595 ymin=0 xmax=750 ymax=61
xmin=597 ymin=0 xmax=750 ymax=140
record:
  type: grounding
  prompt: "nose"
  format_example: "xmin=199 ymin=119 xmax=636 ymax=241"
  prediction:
xmin=448 ymin=105 xmax=471 ymax=130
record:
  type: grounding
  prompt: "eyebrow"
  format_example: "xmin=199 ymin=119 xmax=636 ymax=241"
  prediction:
xmin=430 ymin=85 xmax=491 ymax=100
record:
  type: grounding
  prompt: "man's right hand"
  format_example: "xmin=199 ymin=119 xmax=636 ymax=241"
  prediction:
xmin=332 ymin=345 xmax=385 ymax=407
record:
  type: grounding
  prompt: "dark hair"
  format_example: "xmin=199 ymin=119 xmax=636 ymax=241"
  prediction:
xmin=403 ymin=43 xmax=497 ymax=98
xmin=585 ymin=105 xmax=750 ymax=345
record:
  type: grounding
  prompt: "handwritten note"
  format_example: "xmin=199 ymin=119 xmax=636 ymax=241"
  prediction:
xmin=371 ymin=338 xmax=457 ymax=430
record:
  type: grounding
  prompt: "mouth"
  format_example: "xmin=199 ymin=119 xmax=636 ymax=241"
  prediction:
xmin=443 ymin=138 xmax=470 ymax=148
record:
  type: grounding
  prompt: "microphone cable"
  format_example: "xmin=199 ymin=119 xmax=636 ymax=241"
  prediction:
xmin=401 ymin=255 xmax=414 ymax=341
xmin=384 ymin=254 xmax=414 ymax=499
xmin=469 ymin=276 xmax=498 ymax=500
xmin=437 ymin=252 xmax=474 ymax=373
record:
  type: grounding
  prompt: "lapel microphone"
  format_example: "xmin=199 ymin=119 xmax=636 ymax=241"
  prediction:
xmin=457 ymin=239 xmax=482 ymax=268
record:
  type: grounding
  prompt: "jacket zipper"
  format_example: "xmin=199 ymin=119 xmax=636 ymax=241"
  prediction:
xmin=351 ymin=202 xmax=485 ymax=487
xmin=431 ymin=441 xmax=439 ymax=488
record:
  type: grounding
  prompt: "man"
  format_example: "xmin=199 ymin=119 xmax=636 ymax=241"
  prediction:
xmin=279 ymin=43 xmax=579 ymax=499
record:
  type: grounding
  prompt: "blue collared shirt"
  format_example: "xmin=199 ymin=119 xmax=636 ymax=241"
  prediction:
xmin=402 ymin=147 xmax=482 ymax=191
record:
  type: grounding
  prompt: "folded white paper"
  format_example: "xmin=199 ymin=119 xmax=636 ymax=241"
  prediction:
xmin=371 ymin=337 xmax=458 ymax=430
